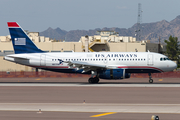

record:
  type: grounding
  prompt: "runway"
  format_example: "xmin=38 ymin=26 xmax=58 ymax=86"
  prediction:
xmin=0 ymin=77 xmax=180 ymax=120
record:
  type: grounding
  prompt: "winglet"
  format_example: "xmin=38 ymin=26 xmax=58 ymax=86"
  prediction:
xmin=7 ymin=22 xmax=20 ymax=27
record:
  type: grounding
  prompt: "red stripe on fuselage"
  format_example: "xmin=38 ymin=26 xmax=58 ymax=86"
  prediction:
xmin=117 ymin=66 xmax=163 ymax=72
xmin=7 ymin=22 xmax=19 ymax=27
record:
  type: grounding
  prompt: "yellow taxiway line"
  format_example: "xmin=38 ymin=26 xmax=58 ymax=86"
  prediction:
xmin=35 ymin=78 xmax=42 ymax=80
xmin=90 ymin=112 xmax=117 ymax=117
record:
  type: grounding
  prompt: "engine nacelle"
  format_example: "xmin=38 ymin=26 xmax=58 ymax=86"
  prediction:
xmin=99 ymin=69 xmax=131 ymax=79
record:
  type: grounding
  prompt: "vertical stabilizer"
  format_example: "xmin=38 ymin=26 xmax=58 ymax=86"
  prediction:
xmin=7 ymin=22 xmax=44 ymax=54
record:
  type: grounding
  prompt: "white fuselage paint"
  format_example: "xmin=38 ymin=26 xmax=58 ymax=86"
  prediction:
xmin=4 ymin=52 xmax=177 ymax=73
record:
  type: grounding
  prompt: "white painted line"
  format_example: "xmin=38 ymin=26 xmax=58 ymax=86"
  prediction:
xmin=0 ymin=83 xmax=180 ymax=87
xmin=0 ymin=103 xmax=180 ymax=113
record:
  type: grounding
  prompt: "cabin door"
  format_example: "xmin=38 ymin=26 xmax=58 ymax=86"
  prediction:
xmin=147 ymin=54 xmax=153 ymax=66
xmin=40 ymin=54 xmax=46 ymax=66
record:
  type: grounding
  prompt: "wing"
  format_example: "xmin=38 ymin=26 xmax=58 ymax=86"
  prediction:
xmin=64 ymin=61 xmax=106 ymax=73
xmin=64 ymin=60 xmax=127 ymax=73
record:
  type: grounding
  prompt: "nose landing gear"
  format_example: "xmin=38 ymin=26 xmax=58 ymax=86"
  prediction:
xmin=148 ymin=73 xmax=153 ymax=83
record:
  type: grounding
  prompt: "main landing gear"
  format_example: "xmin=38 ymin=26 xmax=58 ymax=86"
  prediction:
xmin=88 ymin=71 xmax=99 ymax=84
xmin=88 ymin=77 xmax=99 ymax=84
xmin=148 ymin=73 xmax=153 ymax=83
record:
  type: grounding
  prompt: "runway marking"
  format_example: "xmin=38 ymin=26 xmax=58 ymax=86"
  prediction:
xmin=1 ymin=83 xmax=180 ymax=87
xmin=1 ymin=103 xmax=180 ymax=113
xmin=159 ymin=79 xmax=163 ymax=81
xmin=90 ymin=112 xmax=117 ymax=117
xmin=35 ymin=78 xmax=42 ymax=80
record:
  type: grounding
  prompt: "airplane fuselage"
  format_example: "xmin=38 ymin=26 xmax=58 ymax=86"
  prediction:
xmin=5 ymin=52 xmax=176 ymax=74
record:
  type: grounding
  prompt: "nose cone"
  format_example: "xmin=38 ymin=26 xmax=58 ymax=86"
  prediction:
xmin=171 ymin=61 xmax=177 ymax=71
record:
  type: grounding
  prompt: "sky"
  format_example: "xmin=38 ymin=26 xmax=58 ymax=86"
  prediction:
xmin=1 ymin=0 xmax=180 ymax=35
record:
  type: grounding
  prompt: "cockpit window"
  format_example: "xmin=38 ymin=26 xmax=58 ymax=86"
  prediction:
xmin=160 ymin=57 xmax=170 ymax=61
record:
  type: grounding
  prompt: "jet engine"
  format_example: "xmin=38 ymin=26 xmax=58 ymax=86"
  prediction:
xmin=99 ymin=69 xmax=130 ymax=79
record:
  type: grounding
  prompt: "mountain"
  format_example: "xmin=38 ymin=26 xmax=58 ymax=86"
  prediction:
xmin=40 ymin=15 xmax=180 ymax=43
xmin=40 ymin=27 xmax=67 ymax=40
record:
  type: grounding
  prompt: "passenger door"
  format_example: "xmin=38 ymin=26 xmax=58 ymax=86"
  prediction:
xmin=147 ymin=54 xmax=153 ymax=66
xmin=40 ymin=54 xmax=46 ymax=66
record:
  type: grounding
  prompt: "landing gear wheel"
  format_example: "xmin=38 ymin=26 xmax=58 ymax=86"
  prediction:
xmin=94 ymin=77 xmax=99 ymax=83
xmin=88 ymin=78 xmax=93 ymax=83
xmin=149 ymin=79 xmax=153 ymax=83
xmin=148 ymin=73 xmax=153 ymax=84
xmin=88 ymin=77 xmax=99 ymax=84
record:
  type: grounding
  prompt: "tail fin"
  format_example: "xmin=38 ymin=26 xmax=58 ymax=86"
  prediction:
xmin=7 ymin=22 xmax=44 ymax=54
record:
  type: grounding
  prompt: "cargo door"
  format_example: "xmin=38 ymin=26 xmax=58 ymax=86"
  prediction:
xmin=40 ymin=54 xmax=46 ymax=66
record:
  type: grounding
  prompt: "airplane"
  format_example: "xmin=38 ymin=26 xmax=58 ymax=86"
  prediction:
xmin=4 ymin=22 xmax=177 ymax=83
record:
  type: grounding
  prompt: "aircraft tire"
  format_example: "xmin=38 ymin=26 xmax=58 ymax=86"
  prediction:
xmin=94 ymin=77 xmax=99 ymax=83
xmin=88 ymin=77 xmax=99 ymax=84
xmin=88 ymin=78 xmax=93 ymax=84
xmin=149 ymin=79 xmax=153 ymax=83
